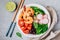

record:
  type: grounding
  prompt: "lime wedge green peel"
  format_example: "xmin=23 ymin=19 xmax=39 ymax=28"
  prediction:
xmin=6 ymin=2 xmax=16 ymax=11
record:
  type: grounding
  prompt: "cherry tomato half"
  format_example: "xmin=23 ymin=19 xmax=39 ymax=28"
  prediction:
xmin=18 ymin=20 xmax=24 ymax=27
xmin=29 ymin=24 xmax=32 ymax=27
xmin=23 ymin=30 xmax=29 ymax=34
xmin=27 ymin=26 xmax=32 ymax=30
xmin=25 ymin=23 xmax=28 ymax=27
xmin=20 ymin=26 xmax=26 ymax=31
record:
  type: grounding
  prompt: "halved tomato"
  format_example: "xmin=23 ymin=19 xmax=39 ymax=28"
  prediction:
xmin=18 ymin=20 xmax=24 ymax=27
xmin=27 ymin=26 xmax=32 ymax=30
xmin=23 ymin=30 xmax=29 ymax=34
xmin=25 ymin=23 xmax=28 ymax=27
xmin=29 ymin=24 xmax=32 ymax=27
xmin=27 ymin=24 xmax=32 ymax=30
xmin=20 ymin=26 xmax=26 ymax=31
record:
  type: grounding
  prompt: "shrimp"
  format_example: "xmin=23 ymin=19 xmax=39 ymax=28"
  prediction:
xmin=18 ymin=12 xmax=24 ymax=20
xmin=23 ymin=12 xmax=28 ymax=20
xmin=26 ymin=7 xmax=34 ymax=16
xmin=19 ymin=6 xmax=34 ymax=23
xmin=25 ymin=17 xmax=33 ymax=24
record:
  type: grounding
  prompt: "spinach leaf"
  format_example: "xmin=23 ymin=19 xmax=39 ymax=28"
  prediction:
xmin=41 ymin=24 xmax=48 ymax=33
xmin=30 ymin=6 xmax=45 ymax=16
xmin=36 ymin=27 xmax=42 ymax=34
xmin=32 ymin=22 xmax=48 ymax=34
xmin=36 ymin=24 xmax=48 ymax=34
xmin=33 ymin=22 xmax=38 ymax=29
xmin=38 ymin=24 xmax=48 ymax=33
xmin=16 ymin=32 xmax=22 ymax=38
xmin=34 ymin=12 xmax=39 ymax=16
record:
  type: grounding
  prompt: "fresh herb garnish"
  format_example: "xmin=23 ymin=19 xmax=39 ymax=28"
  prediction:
xmin=16 ymin=32 xmax=22 ymax=38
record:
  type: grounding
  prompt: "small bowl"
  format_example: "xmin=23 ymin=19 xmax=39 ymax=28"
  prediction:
xmin=16 ymin=4 xmax=51 ymax=38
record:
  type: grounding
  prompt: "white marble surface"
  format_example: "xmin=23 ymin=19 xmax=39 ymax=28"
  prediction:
xmin=0 ymin=0 xmax=60 ymax=40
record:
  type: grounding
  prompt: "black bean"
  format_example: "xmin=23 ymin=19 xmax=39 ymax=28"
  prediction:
xmin=29 ymin=26 xmax=36 ymax=34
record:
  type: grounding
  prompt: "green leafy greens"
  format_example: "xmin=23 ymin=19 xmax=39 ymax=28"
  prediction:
xmin=33 ymin=22 xmax=38 ymax=29
xmin=30 ymin=6 xmax=45 ymax=16
xmin=33 ymin=22 xmax=48 ymax=34
xmin=16 ymin=32 xmax=22 ymax=38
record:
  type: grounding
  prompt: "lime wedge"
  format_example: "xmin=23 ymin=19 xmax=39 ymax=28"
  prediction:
xmin=6 ymin=2 xmax=16 ymax=11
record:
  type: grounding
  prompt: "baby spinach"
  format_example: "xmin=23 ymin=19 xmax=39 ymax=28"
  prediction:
xmin=34 ymin=12 xmax=39 ymax=16
xmin=39 ymin=24 xmax=48 ymax=33
xmin=16 ymin=32 xmax=22 ymax=38
xmin=33 ymin=22 xmax=38 ymax=29
xmin=36 ymin=27 xmax=42 ymax=34
xmin=30 ymin=6 xmax=45 ymax=16
xmin=33 ymin=22 xmax=48 ymax=34
xmin=41 ymin=24 xmax=48 ymax=33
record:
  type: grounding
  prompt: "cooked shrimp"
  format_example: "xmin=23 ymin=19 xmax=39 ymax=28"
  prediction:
xmin=26 ymin=7 xmax=34 ymax=16
xmin=19 ymin=6 xmax=34 ymax=23
xmin=25 ymin=17 xmax=33 ymax=24
xmin=18 ymin=12 xmax=24 ymax=20
xmin=23 ymin=13 xmax=28 ymax=20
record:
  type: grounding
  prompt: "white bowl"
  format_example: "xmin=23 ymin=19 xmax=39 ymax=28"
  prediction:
xmin=16 ymin=4 xmax=51 ymax=38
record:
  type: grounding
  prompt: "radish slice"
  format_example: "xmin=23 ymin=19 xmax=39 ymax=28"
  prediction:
xmin=39 ymin=19 xmax=43 ymax=24
xmin=37 ymin=14 xmax=43 ymax=20
xmin=39 ymin=18 xmax=48 ymax=24
xmin=43 ymin=15 xmax=48 ymax=19
xmin=36 ymin=14 xmax=49 ymax=24
xmin=42 ymin=18 xmax=49 ymax=24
